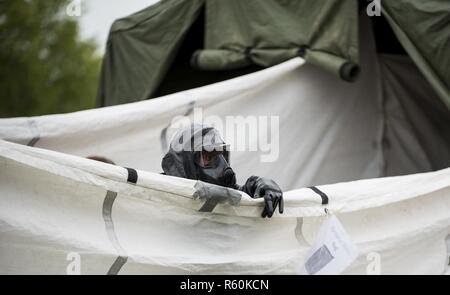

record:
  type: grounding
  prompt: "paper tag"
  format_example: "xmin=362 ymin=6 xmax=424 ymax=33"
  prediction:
xmin=298 ymin=215 xmax=359 ymax=275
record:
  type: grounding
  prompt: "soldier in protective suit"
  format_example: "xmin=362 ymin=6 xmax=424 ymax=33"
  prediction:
xmin=161 ymin=124 xmax=283 ymax=218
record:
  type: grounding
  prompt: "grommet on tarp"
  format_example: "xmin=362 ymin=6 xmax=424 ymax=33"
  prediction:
xmin=124 ymin=167 xmax=138 ymax=184
xmin=297 ymin=45 xmax=310 ymax=58
xmin=308 ymin=186 xmax=329 ymax=205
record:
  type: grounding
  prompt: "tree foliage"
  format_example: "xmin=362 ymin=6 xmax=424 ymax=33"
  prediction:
xmin=0 ymin=0 xmax=101 ymax=117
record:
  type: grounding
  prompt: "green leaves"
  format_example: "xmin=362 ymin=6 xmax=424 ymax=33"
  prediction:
xmin=0 ymin=0 xmax=101 ymax=117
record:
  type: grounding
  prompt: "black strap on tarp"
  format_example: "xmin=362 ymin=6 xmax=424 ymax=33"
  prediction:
xmin=199 ymin=199 xmax=220 ymax=213
xmin=27 ymin=119 xmax=40 ymax=147
xmin=308 ymin=186 xmax=329 ymax=205
xmin=125 ymin=167 xmax=138 ymax=184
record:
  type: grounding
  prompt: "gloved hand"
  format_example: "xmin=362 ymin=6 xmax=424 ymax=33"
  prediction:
xmin=240 ymin=176 xmax=284 ymax=218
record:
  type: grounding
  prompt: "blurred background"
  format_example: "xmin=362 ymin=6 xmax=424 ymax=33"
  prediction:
xmin=0 ymin=0 xmax=157 ymax=118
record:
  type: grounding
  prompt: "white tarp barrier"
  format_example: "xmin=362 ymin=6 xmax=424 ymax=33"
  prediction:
xmin=1 ymin=16 xmax=449 ymax=274
xmin=0 ymin=139 xmax=449 ymax=274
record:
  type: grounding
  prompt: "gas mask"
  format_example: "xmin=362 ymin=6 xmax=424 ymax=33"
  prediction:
xmin=161 ymin=124 xmax=237 ymax=189
xmin=194 ymin=151 xmax=237 ymax=188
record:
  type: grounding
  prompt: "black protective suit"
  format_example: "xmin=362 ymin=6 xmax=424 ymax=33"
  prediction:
xmin=161 ymin=124 xmax=283 ymax=218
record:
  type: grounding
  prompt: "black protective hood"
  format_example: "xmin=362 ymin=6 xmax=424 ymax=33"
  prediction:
xmin=161 ymin=124 xmax=232 ymax=182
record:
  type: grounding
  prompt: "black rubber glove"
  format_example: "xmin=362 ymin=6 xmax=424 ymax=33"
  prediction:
xmin=238 ymin=176 xmax=284 ymax=218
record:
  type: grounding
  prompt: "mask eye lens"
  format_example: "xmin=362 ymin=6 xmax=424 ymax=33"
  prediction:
xmin=197 ymin=151 xmax=221 ymax=167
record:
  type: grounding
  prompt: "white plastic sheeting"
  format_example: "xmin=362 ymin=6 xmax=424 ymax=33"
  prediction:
xmin=0 ymin=139 xmax=449 ymax=274
xmin=1 ymin=16 xmax=449 ymax=274
xmin=1 ymin=15 xmax=448 ymax=189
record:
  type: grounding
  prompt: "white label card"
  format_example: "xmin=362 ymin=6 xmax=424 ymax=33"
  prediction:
xmin=298 ymin=215 xmax=359 ymax=275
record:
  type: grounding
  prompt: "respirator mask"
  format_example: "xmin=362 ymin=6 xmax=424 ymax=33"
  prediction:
xmin=194 ymin=149 xmax=236 ymax=188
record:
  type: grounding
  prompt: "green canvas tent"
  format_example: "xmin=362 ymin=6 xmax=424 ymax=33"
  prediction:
xmin=97 ymin=0 xmax=449 ymax=109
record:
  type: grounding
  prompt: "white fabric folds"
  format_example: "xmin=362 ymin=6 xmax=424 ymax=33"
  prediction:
xmin=0 ymin=18 xmax=449 ymax=273
xmin=0 ymin=139 xmax=449 ymax=274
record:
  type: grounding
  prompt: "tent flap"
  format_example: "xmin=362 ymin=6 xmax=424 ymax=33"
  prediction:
xmin=201 ymin=0 xmax=360 ymax=80
xmin=382 ymin=0 xmax=450 ymax=109
xmin=97 ymin=0 xmax=205 ymax=107
xmin=96 ymin=0 xmax=449 ymax=106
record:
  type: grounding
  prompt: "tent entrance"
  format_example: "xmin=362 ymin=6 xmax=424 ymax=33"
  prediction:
xmin=153 ymin=5 xmax=263 ymax=98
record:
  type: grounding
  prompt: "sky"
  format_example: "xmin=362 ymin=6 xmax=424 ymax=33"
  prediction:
xmin=78 ymin=0 xmax=159 ymax=52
